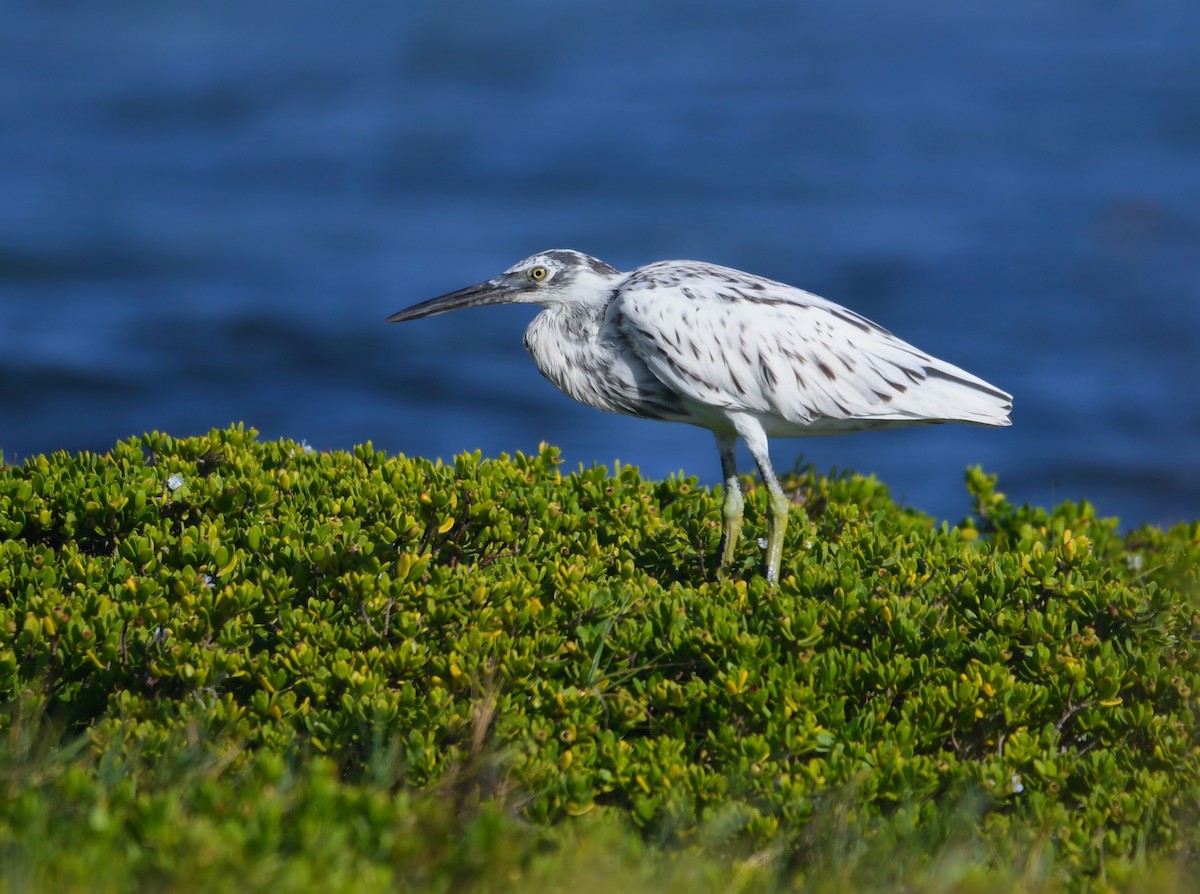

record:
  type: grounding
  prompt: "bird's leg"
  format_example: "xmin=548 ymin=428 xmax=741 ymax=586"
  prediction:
xmin=760 ymin=473 xmax=790 ymax=587
xmin=715 ymin=433 xmax=743 ymax=581
xmin=737 ymin=422 xmax=790 ymax=586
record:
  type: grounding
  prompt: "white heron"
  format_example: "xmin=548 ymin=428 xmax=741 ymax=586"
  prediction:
xmin=387 ymin=250 xmax=1011 ymax=585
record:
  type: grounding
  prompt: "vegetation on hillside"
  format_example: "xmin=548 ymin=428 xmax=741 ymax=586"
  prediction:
xmin=1 ymin=426 xmax=1197 ymax=892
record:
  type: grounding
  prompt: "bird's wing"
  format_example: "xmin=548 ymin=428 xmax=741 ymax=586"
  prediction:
xmin=611 ymin=261 xmax=1011 ymax=429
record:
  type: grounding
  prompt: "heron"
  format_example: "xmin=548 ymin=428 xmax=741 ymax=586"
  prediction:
xmin=387 ymin=249 xmax=1011 ymax=585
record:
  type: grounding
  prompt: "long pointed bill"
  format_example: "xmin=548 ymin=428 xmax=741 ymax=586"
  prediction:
xmin=386 ymin=279 xmax=521 ymax=323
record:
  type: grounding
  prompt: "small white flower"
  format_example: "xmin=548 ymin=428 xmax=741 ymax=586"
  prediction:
xmin=1126 ymin=553 xmax=1144 ymax=572
xmin=202 ymin=575 xmax=215 ymax=589
xmin=1010 ymin=773 xmax=1024 ymax=794
xmin=757 ymin=537 xmax=768 ymax=549
xmin=167 ymin=473 xmax=185 ymax=491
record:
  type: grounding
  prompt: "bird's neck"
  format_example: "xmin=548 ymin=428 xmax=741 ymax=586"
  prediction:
xmin=522 ymin=300 xmax=685 ymax=422
xmin=523 ymin=302 xmax=611 ymax=393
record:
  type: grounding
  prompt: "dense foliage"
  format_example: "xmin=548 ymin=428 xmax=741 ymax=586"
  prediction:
xmin=1 ymin=426 xmax=1197 ymax=892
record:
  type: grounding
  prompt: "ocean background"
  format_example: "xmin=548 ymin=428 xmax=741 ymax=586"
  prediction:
xmin=2 ymin=1 xmax=1198 ymax=528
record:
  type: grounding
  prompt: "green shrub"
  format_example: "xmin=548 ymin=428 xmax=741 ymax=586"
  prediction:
xmin=1 ymin=426 xmax=1197 ymax=891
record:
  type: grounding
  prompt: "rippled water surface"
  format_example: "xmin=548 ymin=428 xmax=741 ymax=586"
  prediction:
xmin=2 ymin=1 xmax=1198 ymax=526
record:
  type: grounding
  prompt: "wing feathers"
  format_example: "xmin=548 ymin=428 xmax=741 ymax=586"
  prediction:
xmin=613 ymin=262 xmax=1011 ymax=433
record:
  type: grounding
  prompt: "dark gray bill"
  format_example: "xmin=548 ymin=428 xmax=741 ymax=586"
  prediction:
xmin=386 ymin=279 xmax=518 ymax=323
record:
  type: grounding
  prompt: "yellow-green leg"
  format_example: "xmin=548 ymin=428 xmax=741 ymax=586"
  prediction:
xmin=715 ymin=433 xmax=743 ymax=580
xmin=761 ymin=474 xmax=790 ymax=586
xmin=734 ymin=419 xmax=789 ymax=586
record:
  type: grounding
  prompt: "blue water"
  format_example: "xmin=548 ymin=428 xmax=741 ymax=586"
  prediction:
xmin=2 ymin=1 xmax=1198 ymax=527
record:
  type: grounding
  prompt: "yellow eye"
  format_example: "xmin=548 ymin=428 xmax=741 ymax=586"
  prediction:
xmin=529 ymin=265 xmax=548 ymax=282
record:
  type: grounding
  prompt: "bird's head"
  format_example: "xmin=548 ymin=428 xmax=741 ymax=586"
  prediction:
xmin=386 ymin=249 xmax=620 ymax=323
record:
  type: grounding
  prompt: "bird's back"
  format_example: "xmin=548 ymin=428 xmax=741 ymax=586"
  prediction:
xmin=611 ymin=260 xmax=1011 ymax=436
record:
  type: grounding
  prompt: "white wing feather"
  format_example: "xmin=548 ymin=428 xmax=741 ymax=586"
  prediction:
xmin=612 ymin=262 xmax=1011 ymax=436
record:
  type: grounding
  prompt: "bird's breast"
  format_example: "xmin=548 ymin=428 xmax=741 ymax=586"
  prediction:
xmin=523 ymin=308 xmax=684 ymax=422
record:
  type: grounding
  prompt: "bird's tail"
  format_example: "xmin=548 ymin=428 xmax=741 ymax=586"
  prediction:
xmin=910 ymin=362 xmax=1012 ymax=426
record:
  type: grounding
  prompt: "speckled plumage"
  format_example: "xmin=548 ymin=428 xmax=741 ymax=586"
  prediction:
xmin=388 ymin=249 xmax=1012 ymax=584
